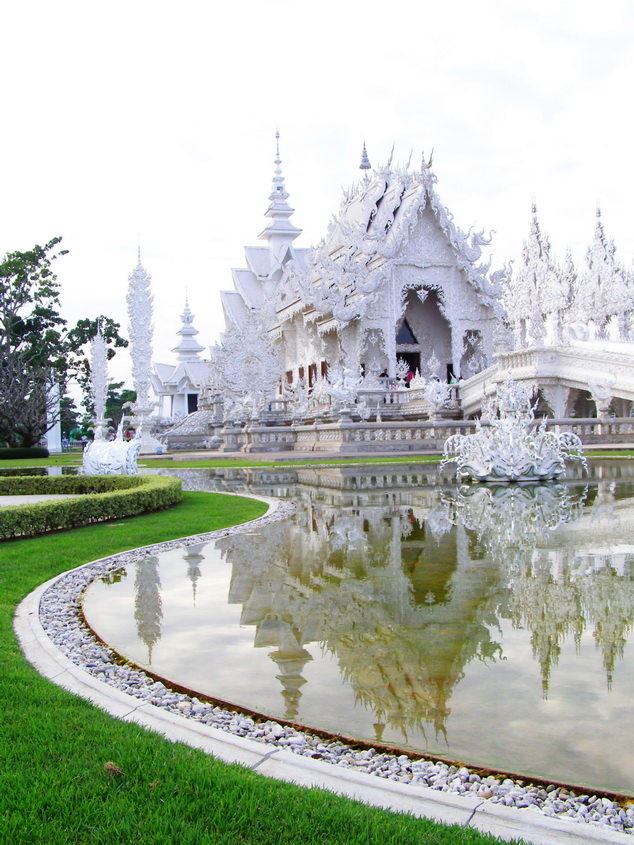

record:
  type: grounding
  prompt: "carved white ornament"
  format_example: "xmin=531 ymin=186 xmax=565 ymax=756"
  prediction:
xmin=442 ymin=377 xmax=587 ymax=482
xmin=127 ymin=254 xmax=162 ymax=453
xmin=89 ymin=329 xmax=109 ymax=439
xmin=83 ymin=424 xmax=141 ymax=475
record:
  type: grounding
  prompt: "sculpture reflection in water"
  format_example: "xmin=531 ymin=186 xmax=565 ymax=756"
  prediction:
xmin=134 ymin=555 xmax=162 ymax=663
xmin=439 ymin=481 xmax=634 ymax=693
xmin=442 ymin=377 xmax=587 ymax=481
xmin=118 ymin=465 xmax=634 ymax=781
xmin=205 ymin=475 xmax=631 ymax=738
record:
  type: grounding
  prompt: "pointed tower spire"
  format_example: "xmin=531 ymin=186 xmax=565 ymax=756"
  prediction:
xmin=258 ymin=131 xmax=302 ymax=257
xmin=172 ymin=297 xmax=205 ymax=362
xmin=359 ymin=141 xmax=372 ymax=172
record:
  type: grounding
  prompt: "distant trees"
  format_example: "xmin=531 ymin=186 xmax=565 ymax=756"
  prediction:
xmin=81 ymin=382 xmax=137 ymax=435
xmin=0 ymin=238 xmax=127 ymax=447
xmin=106 ymin=382 xmax=137 ymax=431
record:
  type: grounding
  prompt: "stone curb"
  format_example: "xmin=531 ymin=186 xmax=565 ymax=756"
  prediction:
xmin=12 ymin=498 xmax=633 ymax=845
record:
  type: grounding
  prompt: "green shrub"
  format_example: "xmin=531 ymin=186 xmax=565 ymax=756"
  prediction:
xmin=0 ymin=475 xmax=182 ymax=540
xmin=0 ymin=446 xmax=49 ymax=460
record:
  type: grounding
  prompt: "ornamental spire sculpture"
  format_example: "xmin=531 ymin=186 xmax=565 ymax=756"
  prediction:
xmin=258 ymin=131 xmax=302 ymax=261
xmin=582 ymin=208 xmax=631 ymax=340
xmin=359 ymin=141 xmax=372 ymax=179
xmin=89 ymin=327 xmax=109 ymax=439
xmin=505 ymin=204 xmax=559 ymax=348
xmin=127 ymin=250 xmax=162 ymax=454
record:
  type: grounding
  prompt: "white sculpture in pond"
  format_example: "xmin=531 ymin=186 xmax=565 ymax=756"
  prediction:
xmin=441 ymin=377 xmax=587 ymax=482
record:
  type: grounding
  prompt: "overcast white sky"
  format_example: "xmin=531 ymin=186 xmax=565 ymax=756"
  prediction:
xmin=2 ymin=0 xmax=633 ymax=393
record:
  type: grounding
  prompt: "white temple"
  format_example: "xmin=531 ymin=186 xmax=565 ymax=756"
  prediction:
xmin=157 ymin=136 xmax=634 ymax=452
xmin=152 ymin=298 xmax=209 ymax=419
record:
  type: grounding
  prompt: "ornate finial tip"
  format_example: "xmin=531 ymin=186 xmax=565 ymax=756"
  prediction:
xmin=596 ymin=206 xmax=602 ymax=217
xmin=359 ymin=141 xmax=372 ymax=171
xmin=531 ymin=203 xmax=537 ymax=215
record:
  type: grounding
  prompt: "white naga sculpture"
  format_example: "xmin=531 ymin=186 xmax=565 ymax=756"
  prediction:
xmin=83 ymin=423 xmax=141 ymax=476
xmin=82 ymin=330 xmax=141 ymax=476
xmin=441 ymin=377 xmax=587 ymax=482
xmin=325 ymin=364 xmax=363 ymax=406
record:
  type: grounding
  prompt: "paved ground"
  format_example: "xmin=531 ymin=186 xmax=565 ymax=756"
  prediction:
xmin=0 ymin=495 xmax=79 ymax=508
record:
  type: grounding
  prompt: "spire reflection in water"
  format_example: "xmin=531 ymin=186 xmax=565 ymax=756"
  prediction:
xmin=82 ymin=463 xmax=634 ymax=795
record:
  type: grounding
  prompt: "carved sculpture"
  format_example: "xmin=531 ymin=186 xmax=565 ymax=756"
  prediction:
xmin=442 ymin=377 xmax=587 ymax=482
xmin=82 ymin=330 xmax=141 ymax=475
xmin=325 ymin=364 xmax=363 ymax=406
xmin=89 ymin=329 xmax=110 ymax=440
xmin=127 ymin=252 xmax=162 ymax=454
xmin=83 ymin=421 xmax=141 ymax=475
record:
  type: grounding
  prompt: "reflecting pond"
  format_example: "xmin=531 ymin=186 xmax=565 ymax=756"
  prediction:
xmin=82 ymin=461 xmax=634 ymax=794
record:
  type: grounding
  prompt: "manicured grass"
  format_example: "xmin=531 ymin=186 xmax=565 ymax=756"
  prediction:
xmin=140 ymin=454 xmax=442 ymax=468
xmin=0 ymin=491 xmax=519 ymax=845
xmin=1 ymin=454 xmax=442 ymax=470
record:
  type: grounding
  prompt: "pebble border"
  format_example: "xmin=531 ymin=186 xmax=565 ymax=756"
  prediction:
xmin=36 ymin=496 xmax=633 ymax=837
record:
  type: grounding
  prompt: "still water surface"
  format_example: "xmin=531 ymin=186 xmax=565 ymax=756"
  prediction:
xmin=83 ymin=462 xmax=634 ymax=794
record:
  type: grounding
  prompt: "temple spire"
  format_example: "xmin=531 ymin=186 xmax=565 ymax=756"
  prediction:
xmin=172 ymin=296 xmax=205 ymax=362
xmin=359 ymin=141 xmax=372 ymax=172
xmin=258 ymin=131 xmax=302 ymax=256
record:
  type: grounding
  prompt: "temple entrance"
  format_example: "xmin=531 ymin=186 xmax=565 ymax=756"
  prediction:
xmin=398 ymin=288 xmax=452 ymax=379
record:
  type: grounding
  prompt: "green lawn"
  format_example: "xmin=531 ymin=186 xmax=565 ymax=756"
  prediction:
xmin=2 ymin=448 xmax=633 ymax=473
xmin=0 ymin=491 xmax=521 ymax=845
xmin=1 ymin=453 xmax=443 ymax=469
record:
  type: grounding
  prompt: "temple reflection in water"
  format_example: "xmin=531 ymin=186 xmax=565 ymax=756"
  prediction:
xmin=83 ymin=461 xmax=634 ymax=793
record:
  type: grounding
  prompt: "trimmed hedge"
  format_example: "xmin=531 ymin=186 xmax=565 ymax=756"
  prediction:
xmin=0 ymin=475 xmax=183 ymax=540
xmin=0 ymin=446 xmax=49 ymax=460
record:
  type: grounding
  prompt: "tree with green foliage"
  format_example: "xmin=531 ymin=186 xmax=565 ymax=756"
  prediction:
xmin=0 ymin=238 xmax=127 ymax=447
xmin=60 ymin=395 xmax=81 ymax=439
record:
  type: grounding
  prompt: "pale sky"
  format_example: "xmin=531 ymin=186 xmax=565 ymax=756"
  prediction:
xmin=2 ymin=0 xmax=633 ymax=394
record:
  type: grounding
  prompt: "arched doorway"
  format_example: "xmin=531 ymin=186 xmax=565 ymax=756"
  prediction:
xmin=397 ymin=288 xmax=452 ymax=378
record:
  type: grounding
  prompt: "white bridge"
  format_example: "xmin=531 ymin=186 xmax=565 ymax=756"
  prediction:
xmin=460 ymin=341 xmax=634 ymax=420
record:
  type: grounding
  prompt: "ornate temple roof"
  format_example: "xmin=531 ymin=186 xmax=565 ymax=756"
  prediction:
xmin=221 ymin=142 xmax=505 ymax=336
xmin=221 ymin=133 xmax=309 ymax=330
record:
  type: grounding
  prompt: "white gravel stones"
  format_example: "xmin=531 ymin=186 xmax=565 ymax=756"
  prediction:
xmin=36 ymin=498 xmax=633 ymax=836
